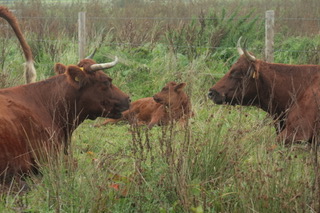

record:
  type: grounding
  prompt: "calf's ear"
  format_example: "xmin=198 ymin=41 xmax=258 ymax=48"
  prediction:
xmin=66 ymin=65 xmax=86 ymax=89
xmin=54 ymin=63 xmax=67 ymax=74
xmin=174 ymin=83 xmax=186 ymax=92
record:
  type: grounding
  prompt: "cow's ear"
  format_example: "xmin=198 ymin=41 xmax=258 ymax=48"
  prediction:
xmin=54 ymin=63 xmax=67 ymax=74
xmin=174 ymin=83 xmax=186 ymax=92
xmin=251 ymin=61 xmax=261 ymax=79
xmin=65 ymin=65 xmax=86 ymax=89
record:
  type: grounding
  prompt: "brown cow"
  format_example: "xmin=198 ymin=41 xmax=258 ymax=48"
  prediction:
xmin=95 ymin=81 xmax=192 ymax=129
xmin=208 ymin=37 xmax=320 ymax=144
xmin=0 ymin=6 xmax=36 ymax=83
xmin=0 ymin=57 xmax=130 ymax=182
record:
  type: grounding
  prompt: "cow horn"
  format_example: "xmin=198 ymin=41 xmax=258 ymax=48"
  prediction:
xmin=90 ymin=56 xmax=119 ymax=71
xmin=85 ymin=48 xmax=97 ymax=59
xmin=243 ymin=39 xmax=256 ymax=62
xmin=237 ymin=37 xmax=244 ymax=55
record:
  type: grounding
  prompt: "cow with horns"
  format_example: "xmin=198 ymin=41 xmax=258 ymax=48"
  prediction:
xmin=0 ymin=6 xmax=36 ymax=83
xmin=208 ymin=37 xmax=320 ymax=144
xmin=0 ymin=56 xmax=130 ymax=183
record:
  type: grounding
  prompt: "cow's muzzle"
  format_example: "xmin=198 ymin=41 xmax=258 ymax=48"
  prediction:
xmin=208 ymin=88 xmax=225 ymax=104
xmin=107 ymin=97 xmax=131 ymax=119
xmin=119 ymin=97 xmax=131 ymax=112
xmin=153 ymin=95 xmax=163 ymax=104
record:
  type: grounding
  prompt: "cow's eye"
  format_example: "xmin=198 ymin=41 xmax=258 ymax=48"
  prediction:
xmin=162 ymin=87 xmax=168 ymax=92
xmin=103 ymin=81 xmax=110 ymax=87
xmin=230 ymin=71 xmax=243 ymax=79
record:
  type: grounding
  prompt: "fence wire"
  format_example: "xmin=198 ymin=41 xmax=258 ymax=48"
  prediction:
xmin=0 ymin=12 xmax=319 ymax=55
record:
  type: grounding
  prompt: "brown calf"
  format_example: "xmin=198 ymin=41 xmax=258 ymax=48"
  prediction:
xmin=95 ymin=81 xmax=192 ymax=129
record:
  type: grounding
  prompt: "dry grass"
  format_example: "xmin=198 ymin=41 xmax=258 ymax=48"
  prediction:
xmin=7 ymin=0 xmax=320 ymax=45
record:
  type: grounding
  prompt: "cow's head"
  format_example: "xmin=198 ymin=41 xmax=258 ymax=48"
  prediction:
xmin=153 ymin=81 xmax=187 ymax=106
xmin=208 ymin=38 xmax=260 ymax=106
xmin=54 ymin=57 xmax=130 ymax=120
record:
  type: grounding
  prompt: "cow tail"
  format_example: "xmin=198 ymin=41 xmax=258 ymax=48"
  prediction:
xmin=0 ymin=6 xmax=36 ymax=83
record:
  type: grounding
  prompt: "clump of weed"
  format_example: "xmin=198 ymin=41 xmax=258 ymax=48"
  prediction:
xmin=165 ymin=8 xmax=262 ymax=60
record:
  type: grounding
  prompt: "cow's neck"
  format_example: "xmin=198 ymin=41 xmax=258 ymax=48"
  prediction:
xmin=256 ymin=62 xmax=319 ymax=117
xmin=19 ymin=75 xmax=84 ymax=138
xmin=167 ymin=96 xmax=191 ymax=118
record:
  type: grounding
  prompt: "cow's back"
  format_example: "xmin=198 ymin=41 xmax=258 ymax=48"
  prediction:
xmin=126 ymin=97 xmax=162 ymax=124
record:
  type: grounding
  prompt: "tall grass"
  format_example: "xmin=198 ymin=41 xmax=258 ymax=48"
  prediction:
xmin=0 ymin=0 xmax=320 ymax=212
xmin=2 ymin=105 xmax=315 ymax=212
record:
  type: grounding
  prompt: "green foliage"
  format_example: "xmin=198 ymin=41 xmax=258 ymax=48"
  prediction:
xmin=164 ymin=8 xmax=263 ymax=61
xmin=275 ymin=35 xmax=320 ymax=64
xmin=1 ymin=1 xmax=320 ymax=212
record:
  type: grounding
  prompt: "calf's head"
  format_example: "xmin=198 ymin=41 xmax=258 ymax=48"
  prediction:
xmin=153 ymin=81 xmax=187 ymax=106
xmin=208 ymin=38 xmax=260 ymax=106
xmin=54 ymin=57 xmax=130 ymax=120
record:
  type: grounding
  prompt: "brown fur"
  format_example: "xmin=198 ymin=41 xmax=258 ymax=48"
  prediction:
xmin=0 ymin=6 xmax=36 ymax=83
xmin=0 ymin=59 xmax=130 ymax=182
xmin=95 ymin=82 xmax=192 ymax=129
xmin=208 ymin=53 xmax=320 ymax=144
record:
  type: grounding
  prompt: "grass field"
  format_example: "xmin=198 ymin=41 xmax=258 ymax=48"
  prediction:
xmin=0 ymin=0 xmax=320 ymax=212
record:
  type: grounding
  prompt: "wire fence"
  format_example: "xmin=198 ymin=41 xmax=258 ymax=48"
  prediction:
xmin=0 ymin=0 xmax=82 ymax=4
xmin=0 ymin=7 xmax=320 ymax=81
xmin=1 ymin=9 xmax=319 ymax=62
xmin=4 ymin=17 xmax=318 ymax=49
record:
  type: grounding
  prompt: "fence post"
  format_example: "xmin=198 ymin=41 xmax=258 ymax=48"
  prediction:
xmin=265 ymin=10 xmax=274 ymax=63
xmin=78 ymin=12 xmax=86 ymax=60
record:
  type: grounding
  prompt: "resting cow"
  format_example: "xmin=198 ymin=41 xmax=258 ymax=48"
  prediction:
xmin=95 ymin=81 xmax=192 ymax=129
xmin=0 ymin=57 xmax=130 ymax=182
xmin=0 ymin=6 xmax=36 ymax=83
xmin=208 ymin=38 xmax=320 ymax=144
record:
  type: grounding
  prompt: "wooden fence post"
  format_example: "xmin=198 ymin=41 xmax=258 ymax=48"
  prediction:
xmin=78 ymin=12 xmax=86 ymax=60
xmin=265 ymin=10 xmax=275 ymax=62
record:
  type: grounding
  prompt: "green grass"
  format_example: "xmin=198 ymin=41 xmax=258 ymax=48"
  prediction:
xmin=1 ymin=36 xmax=319 ymax=213
xmin=31 ymin=109 xmax=320 ymax=211
xmin=1 ymin=1 xmax=320 ymax=212
xmin=1 ymin=102 xmax=317 ymax=212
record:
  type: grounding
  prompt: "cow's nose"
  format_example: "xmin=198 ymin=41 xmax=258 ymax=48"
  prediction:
xmin=208 ymin=88 xmax=218 ymax=99
xmin=126 ymin=97 xmax=131 ymax=108
xmin=208 ymin=88 xmax=224 ymax=104
xmin=153 ymin=95 xmax=160 ymax=102
xmin=120 ymin=97 xmax=131 ymax=111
